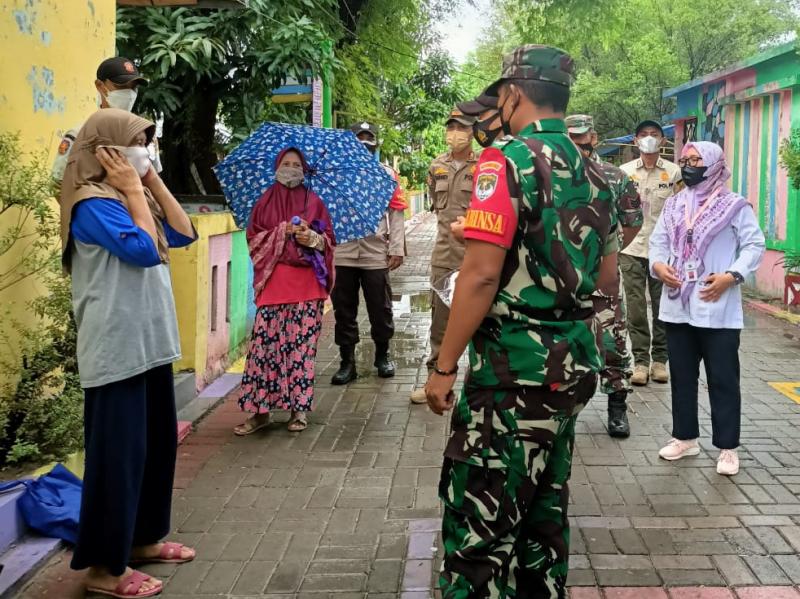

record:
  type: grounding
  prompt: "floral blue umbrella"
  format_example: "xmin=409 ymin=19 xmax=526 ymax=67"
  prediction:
xmin=213 ymin=122 xmax=398 ymax=243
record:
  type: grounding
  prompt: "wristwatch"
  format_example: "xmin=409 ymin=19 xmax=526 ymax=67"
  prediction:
xmin=433 ymin=363 xmax=458 ymax=376
xmin=725 ymin=270 xmax=744 ymax=285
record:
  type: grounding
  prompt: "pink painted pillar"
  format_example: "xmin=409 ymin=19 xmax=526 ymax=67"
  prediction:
xmin=206 ymin=233 xmax=232 ymax=379
xmin=776 ymin=90 xmax=792 ymax=242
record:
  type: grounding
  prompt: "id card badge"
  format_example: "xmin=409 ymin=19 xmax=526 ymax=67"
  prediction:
xmin=684 ymin=260 xmax=699 ymax=282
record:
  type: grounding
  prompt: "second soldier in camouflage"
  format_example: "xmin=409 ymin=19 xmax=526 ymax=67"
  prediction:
xmin=566 ymin=114 xmax=643 ymax=438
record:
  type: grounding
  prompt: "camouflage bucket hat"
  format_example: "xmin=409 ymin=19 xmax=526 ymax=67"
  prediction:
xmin=565 ymin=114 xmax=594 ymax=135
xmin=486 ymin=44 xmax=575 ymax=95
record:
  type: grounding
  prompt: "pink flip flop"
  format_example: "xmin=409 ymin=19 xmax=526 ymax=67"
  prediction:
xmin=86 ymin=570 xmax=162 ymax=598
xmin=129 ymin=542 xmax=195 ymax=565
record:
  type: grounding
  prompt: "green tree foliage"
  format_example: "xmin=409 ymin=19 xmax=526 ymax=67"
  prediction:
xmin=0 ymin=133 xmax=82 ymax=466
xmin=467 ymin=0 xmax=798 ymax=136
xmin=117 ymin=0 xmax=463 ymax=193
xmin=0 ymin=134 xmax=58 ymax=293
xmin=780 ymin=128 xmax=800 ymax=191
xmin=333 ymin=0 xmax=471 ymax=187
xmin=116 ymin=1 xmax=340 ymax=194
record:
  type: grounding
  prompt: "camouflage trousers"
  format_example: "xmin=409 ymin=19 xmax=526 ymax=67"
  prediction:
xmin=438 ymin=375 xmax=597 ymax=599
xmin=591 ymin=275 xmax=633 ymax=395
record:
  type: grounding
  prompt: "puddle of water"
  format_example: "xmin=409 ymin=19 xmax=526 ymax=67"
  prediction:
xmin=392 ymin=292 xmax=431 ymax=314
xmin=347 ymin=293 xmax=431 ymax=371
xmin=353 ymin=330 xmax=427 ymax=370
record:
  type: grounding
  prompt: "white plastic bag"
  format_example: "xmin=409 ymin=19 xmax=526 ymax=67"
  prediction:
xmin=431 ymin=269 xmax=459 ymax=308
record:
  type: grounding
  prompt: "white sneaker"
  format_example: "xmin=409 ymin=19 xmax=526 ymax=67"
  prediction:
xmin=658 ymin=438 xmax=700 ymax=461
xmin=410 ymin=388 xmax=427 ymax=404
xmin=717 ymin=449 xmax=740 ymax=476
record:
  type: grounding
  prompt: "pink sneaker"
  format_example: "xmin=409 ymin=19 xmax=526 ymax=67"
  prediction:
xmin=658 ymin=438 xmax=700 ymax=461
xmin=716 ymin=449 xmax=739 ymax=476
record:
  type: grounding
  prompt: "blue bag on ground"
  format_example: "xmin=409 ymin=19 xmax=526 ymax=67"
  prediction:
xmin=0 ymin=464 xmax=82 ymax=544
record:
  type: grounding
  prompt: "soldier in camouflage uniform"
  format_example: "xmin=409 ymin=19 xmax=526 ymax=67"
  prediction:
xmin=566 ymin=114 xmax=643 ymax=438
xmin=425 ymin=46 xmax=617 ymax=598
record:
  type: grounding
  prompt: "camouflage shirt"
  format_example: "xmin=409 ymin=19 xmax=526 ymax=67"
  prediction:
xmin=591 ymin=153 xmax=643 ymax=231
xmin=462 ymin=119 xmax=617 ymax=389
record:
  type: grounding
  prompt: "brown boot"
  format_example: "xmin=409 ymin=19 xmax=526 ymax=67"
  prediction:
xmin=651 ymin=362 xmax=669 ymax=383
xmin=631 ymin=364 xmax=649 ymax=386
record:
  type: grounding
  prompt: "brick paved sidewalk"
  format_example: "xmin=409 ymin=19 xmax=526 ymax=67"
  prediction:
xmin=19 ymin=215 xmax=800 ymax=599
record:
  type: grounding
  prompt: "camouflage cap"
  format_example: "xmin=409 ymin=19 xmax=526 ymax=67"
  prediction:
xmin=565 ymin=114 xmax=594 ymax=135
xmin=486 ymin=44 xmax=575 ymax=95
xmin=445 ymin=107 xmax=476 ymax=127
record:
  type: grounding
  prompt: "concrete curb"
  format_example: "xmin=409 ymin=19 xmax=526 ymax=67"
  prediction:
xmin=745 ymin=298 xmax=800 ymax=326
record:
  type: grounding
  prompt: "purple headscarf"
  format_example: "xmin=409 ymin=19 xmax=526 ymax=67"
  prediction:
xmin=660 ymin=141 xmax=748 ymax=305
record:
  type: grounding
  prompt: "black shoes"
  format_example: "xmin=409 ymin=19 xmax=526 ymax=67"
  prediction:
xmin=607 ymin=391 xmax=630 ymax=438
xmin=374 ymin=343 xmax=395 ymax=378
xmin=331 ymin=345 xmax=357 ymax=385
xmin=331 ymin=343 xmax=395 ymax=383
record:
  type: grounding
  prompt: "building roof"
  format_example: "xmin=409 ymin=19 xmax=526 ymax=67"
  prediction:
xmin=663 ymin=40 xmax=798 ymax=99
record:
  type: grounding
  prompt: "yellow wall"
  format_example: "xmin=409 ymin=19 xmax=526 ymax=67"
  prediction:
xmin=170 ymin=212 xmax=239 ymax=389
xmin=0 ymin=0 xmax=116 ymax=373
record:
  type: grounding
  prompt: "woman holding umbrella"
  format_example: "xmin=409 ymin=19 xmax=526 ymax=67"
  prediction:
xmin=234 ymin=148 xmax=336 ymax=434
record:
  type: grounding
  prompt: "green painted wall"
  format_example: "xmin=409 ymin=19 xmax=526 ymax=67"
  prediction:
xmin=228 ymin=230 xmax=250 ymax=353
xmin=754 ymin=52 xmax=797 ymax=87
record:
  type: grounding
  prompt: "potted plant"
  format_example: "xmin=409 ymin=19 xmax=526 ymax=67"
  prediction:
xmin=780 ymin=253 xmax=800 ymax=306
xmin=778 ymin=131 xmax=800 ymax=305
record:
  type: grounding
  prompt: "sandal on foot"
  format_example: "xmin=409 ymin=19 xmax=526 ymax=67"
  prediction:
xmin=233 ymin=414 xmax=270 ymax=436
xmin=130 ymin=542 xmax=196 ymax=565
xmin=287 ymin=413 xmax=307 ymax=432
xmin=86 ymin=570 xmax=162 ymax=598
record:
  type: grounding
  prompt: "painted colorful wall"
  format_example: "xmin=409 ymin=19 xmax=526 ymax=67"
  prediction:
xmin=0 ymin=0 xmax=116 ymax=380
xmin=666 ymin=42 xmax=800 ymax=298
xmin=170 ymin=212 xmax=254 ymax=391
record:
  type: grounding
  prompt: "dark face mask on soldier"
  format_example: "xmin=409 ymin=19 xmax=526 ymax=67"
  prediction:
xmin=473 ymin=111 xmax=503 ymax=148
xmin=498 ymin=86 xmax=520 ymax=136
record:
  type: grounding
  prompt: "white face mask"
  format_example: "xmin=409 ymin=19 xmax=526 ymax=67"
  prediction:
xmin=105 ymin=145 xmax=151 ymax=178
xmin=637 ymin=135 xmax=660 ymax=155
xmin=102 ymin=88 xmax=138 ymax=112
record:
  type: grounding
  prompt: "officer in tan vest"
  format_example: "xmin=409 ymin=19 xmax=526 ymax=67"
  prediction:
xmin=410 ymin=108 xmax=477 ymax=404
xmin=331 ymin=122 xmax=407 ymax=384
xmin=52 ymin=57 xmax=156 ymax=189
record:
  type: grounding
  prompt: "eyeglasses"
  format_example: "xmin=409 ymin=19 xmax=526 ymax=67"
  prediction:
xmin=678 ymin=156 xmax=703 ymax=167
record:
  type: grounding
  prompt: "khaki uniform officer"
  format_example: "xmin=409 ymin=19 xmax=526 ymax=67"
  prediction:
xmin=620 ymin=119 xmax=682 ymax=386
xmin=410 ymin=108 xmax=477 ymax=404
xmin=330 ymin=122 xmax=407 ymax=384
xmin=52 ymin=57 xmax=157 ymax=189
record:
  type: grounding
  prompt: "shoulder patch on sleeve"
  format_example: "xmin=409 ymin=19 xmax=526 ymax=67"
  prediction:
xmin=58 ymin=137 xmax=72 ymax=155
xmin=473 ymin=147 xmax=506 ymax=203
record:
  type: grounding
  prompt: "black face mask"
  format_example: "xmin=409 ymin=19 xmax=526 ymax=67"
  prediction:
xmin=681 ymin=165 xmax=708 ymax=187
xmin=576 ymin=142 xmax=594 ymax=155
xmin=498 ymin=92 xmax=517 ymax=136
xmin=473 ymin=112 xmax=502 ymax=148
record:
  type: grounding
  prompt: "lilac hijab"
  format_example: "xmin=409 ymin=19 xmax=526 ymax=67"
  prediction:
xmin=660 ymin=141 xmax=748 ymax=305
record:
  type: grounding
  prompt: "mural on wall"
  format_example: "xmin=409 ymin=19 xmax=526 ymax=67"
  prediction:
xmin=702 ymin=81 xmax=726 ymax=147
